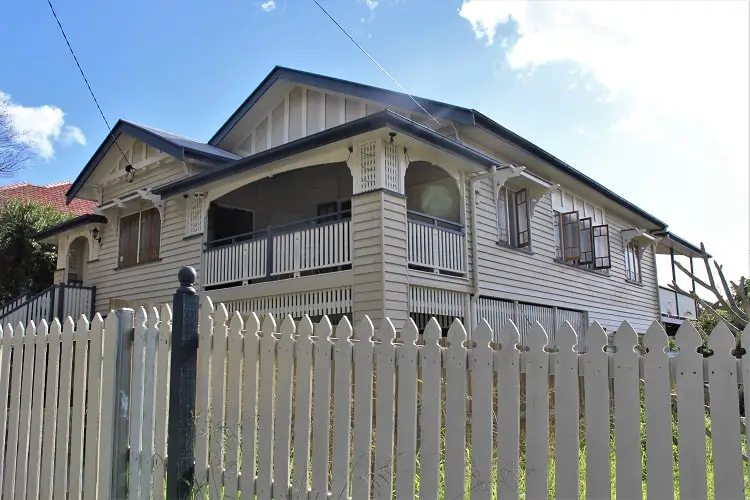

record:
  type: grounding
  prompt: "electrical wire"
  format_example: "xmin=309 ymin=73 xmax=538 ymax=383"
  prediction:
xmin=311 ymin=0 xmax=442 ymax=126
xmin=45 ymin=0 xmax=130 ymax=164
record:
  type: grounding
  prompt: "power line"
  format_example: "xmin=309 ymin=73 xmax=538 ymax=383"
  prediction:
xmin=311 ymin=0 xmax=441 ymax=126
xmin=45 ymin=0 xmax=130 ymax=164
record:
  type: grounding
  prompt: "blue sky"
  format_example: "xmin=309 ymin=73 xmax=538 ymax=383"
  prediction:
xmin=1 ymin=0 xmax=748 ymax=285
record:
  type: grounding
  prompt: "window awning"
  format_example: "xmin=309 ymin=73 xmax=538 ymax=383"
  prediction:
xmin=621 ymin=228 xmax=658 ymax=247
xmin=653 ymin=231 xmax=708 ymax=258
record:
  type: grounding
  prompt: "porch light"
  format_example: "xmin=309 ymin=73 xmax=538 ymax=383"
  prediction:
xmin=125 ymin=164 xmax=135 ymax=182
xmin=90 ymin=227 xmax=102 ymax=245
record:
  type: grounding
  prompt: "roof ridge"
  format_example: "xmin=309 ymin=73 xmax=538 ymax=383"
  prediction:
xmin=0 ymin=182 xmax=30 ymax=190
xmin=43 ymin=181 xmax=72 ymax=188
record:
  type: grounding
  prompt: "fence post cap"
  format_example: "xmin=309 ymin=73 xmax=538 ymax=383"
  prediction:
xmin=177 ymin=266 xmax=197 ymax=294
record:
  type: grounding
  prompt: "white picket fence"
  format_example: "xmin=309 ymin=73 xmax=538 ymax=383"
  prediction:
xmin=1 ymin=297 xmax=748 ymax=499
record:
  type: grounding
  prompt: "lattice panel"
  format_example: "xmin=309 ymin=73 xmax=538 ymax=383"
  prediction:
xmin=185 ymin=196 xmax=205 ymax=236
xmin=357 ymin=140 xmax=377 ymax=193
xmin=383 ymin=139 xmax=401 ymax=193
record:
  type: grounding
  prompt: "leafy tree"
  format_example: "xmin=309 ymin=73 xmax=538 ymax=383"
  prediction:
xmin=0 ymin=198 xmax=70 ymax=303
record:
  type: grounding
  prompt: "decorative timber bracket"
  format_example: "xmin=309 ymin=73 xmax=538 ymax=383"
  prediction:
xmin=137 ymin=188 xmax=166 ymax=227
xmin=622 ymin=228 xmax=658 ymax=256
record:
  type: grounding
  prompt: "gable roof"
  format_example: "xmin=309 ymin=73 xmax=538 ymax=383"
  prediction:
xmin=65 ymin=119 xmax=239 ymax=204
xmin=0 ymin=182 xmax=97 ymax=216
xmin=208 ymin=66 xmax=666 ymax=229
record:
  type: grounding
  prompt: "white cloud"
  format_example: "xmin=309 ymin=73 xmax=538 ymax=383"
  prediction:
xmin=0 ymin=91 xmax=86 ymax=160
xmin=260 ymin=0 xmax=275 ymax=12
xmin=458 ymin=1 xmax=749 ymax=164
xmin=363 ymin=0 xmax=379 ymax=10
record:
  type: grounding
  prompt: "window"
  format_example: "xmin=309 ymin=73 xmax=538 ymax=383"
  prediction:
xmin=624 ymin=242 xmax=642 ymax=283
xmin=553 ymin=210 xmax=611 ymax=270
xmin=497 ymin=187 xmax=531 ymax=248
xmin=316 ymin=199 xmax=352 ymax=224
xmin=118 ymin=207 xmax=160 ymax=267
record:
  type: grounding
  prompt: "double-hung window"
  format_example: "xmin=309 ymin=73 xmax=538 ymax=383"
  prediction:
xmin=497 ymin=186 xmax=531 ymax=248
xmin=118 ymin=207 xmax=161 ymax=268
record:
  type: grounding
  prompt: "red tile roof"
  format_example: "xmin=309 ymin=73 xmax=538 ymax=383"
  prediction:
xmin=0 ymin=182 xmax=97 ymax=216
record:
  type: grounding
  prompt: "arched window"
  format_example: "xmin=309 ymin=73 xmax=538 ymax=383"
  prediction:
xmin=404 ymin=162 xmax=461 ymax=223
xmin=67 ymin=236 xmax=88 ymax=284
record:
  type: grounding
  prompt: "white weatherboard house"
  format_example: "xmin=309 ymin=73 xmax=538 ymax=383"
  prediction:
xmin=25 ymin=66 xmax=701 ymax=337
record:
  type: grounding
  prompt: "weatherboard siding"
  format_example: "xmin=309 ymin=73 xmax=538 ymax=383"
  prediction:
xmin=470 ymin=177 xmax=659 ymax=332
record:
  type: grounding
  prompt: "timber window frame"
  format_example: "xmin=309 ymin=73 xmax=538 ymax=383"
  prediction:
xmin=553 ymin=209 xmax=611 ymax=270
xmin=117 ymin=207 xmax=161 ymax=268
xmin=497 ymin=186 xmax=531 ymax=249
xmin=624 ymin=241 xmax=642 ymax=283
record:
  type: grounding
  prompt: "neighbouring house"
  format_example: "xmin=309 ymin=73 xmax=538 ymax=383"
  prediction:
xmin=0 ymin=181 xmax=97 ymax=216
xmin=19 ymin=66 xmax=702 ymax=338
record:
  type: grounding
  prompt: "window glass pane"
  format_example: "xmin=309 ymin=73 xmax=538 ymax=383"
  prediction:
xmin=515 ymin=189 xmax=530 ymax=247
xmin=552 ymin=211 xmax=562 ymax=259
xmin=579 ymin=218 xmax=593 ymax=264
xmin=561 ymin=211 xmax=580 ymax=261
xmin=592 ymin=225 xmax=611 ymax=269
xmin=497 ymin=187 xmax=509 ymax=243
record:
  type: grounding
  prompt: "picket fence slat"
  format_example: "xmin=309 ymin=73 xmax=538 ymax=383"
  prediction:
xmin=395 ymin=320 xmax=419 ymax=500
xmin=419 ymin=318 xmax=442 ymax=500
xmin=675 ymin=322 xmax=708 ymax=500
xmin=3 ymin=323 xmax=24 ymax=499
xmin=331 ymin=318 xmax=353 ymax=500
xmin=495 ymin=321 xmax=520 ymax=499
xmin=583 ymin=322 xmax=610 ymax=500
xmin=151 ymin=305 xmax=172 ymax=500
xmin=209 ymin=305 xmax=229 ymax=500
xmin=351 ymin=317 xmax=374 ymax=500
xmin=444 ymin=319 xmax=467 ymax=500
xmin=525 ymin=322 xmax=549 ymax=499
xmin=311 ymin=317 xmax=333 ymax=498
xmin=613 ymin=322 xmax=642 ymax=500
xmin=52 ymin=318 xmax=75 ymax=499
xmin=140 ymin=308 xmax=160 ymax=499
xmin=194 ymin=296 xmax=214 ymax=498
xmin=240 ymin=313 xmax=261 ymax=499
xmin=554 ymin=321 xmax=579 ymax=500
xmin=224 ymin=312 xmax=244 ymax=499
xmin=642 ymin=322 xmax=674 ymax=500
xmin=274 ymin=316 xmax=296 ymax=499
xmin=0 ymin=323 xmax=13 ymax=493
xmin=470 ymin=320 xmax=493 ymax=500
xmin=129 ymin=309 xmax=147 ymax=500
xmin=27 ymin=320 xmax=49 ymax=500
xmin=373 ymin=319 xmax=397 ymax=500
xmin=707 ymin=323 xmax=744 ymax=499
xmin=69 ymin=316 xmax=90 ymax=499
xmin=291 ymin=316 xmax=315 ymax=500
xmin=14 ymin=321 xmax=37 ymax=500
xmin=256 ymin=315 xmax=277 ymax=499
xmin=84 ymin=314 xmax=105 ymax=500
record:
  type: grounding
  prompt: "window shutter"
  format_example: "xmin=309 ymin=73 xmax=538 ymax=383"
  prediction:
xmin=496 ymin=187 xmax=509 ymax=243
xmin=139 ymin=208 xmax=161 ymax=263
xmin=515 ymin=188 xmax=531 ymax=248
xmin=579 ymin=217 xmax=593 ymax=264
xmin=185 ymin=197 xmax=205 ymax=237
xmin=560 ymin=211 xmax=581 ymax=261
xmin=119 ymin=213 xmax=139 ymax=267
xmin=592 ymin=224 xmax=612 ymax=269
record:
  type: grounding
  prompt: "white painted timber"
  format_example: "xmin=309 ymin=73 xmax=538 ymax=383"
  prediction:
xmin=395 ymin=320 xmax=419 ymax=500
xmin=707 ymin=323 xmax=744 ymax=500
xmin=583 ymin=322 xmax=610 ymax=500
xmin=240 ymin=313 xmax=261 ymax=498
xmin=224 ymin=312 xmax=244 ymax=499
xmin=311 ymin=316 xmax=333 ymax=498
xmin=40 ymin=320 xmax=62 ymax=500
xmin=139 ymin=308 xmax=160 ymax=499
xmin=26 ymin=320 xmax=49 ymax=500
xmin=274 ymin=316 xmax=296 ymax=499
xmin=524 ymin=322 xmax=549 ymax=499
xmin=641 ymin=322 xmax=674 ymax=500
xmin=674 ymin=322 xmax=708 ymax=500
xmin=151 ymin=305 xmax=172 ymax=500
xmin=612 ymin=322 xmax=642 ymax=500
xmin=444 ymin=320 xmax=467 ymax=500
xmin=470 ymin=320 xmax=493 ymax=499
xmin=52 ymin=318 xmax=75 ymax=499
xmin=14 ymin=320 xmax=37 ymax=500
xmin=495 ymin=321 xmax=521 ymax=499
xmin=331 ymin=317 xmax=353 ymax=500
xmin=194 ymin=295 xmax=214 ymax=499
xmin=209 ymin=305 xmax=229 ymax=500
xmin=418 ymin=317 xmax=443 ymax=500
xmin=554 ymin=321 xmax=580 ymax=499
xmin=351 ymin=317 xmax=374 ymax=499
xmin=256 ymin=314 xmax=277 ymax=499
xmin=129 ymin=310 xmax=147 ymax=500
xmin=291 ymin=316 xmax=314 ymax=500
xmin=373 ymin=319 xmax=397 ymax=500
xmin=408 ymin=219 xmax=465 ymax=275
xmin=0 ymin=324 xmax=13 ymax=492
xmin=68 ymin=316 xmax=90 ymax=499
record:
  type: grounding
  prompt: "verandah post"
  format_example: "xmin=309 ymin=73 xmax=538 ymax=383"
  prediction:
xmin=167 ymin=266 xmax=200 ymax=499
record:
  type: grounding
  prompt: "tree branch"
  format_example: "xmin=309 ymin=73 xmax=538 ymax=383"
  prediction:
xmin=674 ymin=255 xmax=746 ymax=326
xmin=715 ymin=261 xmax=746 ymax=321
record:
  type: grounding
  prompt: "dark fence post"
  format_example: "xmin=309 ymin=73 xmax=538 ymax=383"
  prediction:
xmin=167 ymin=266 xmax=200 ymax=499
